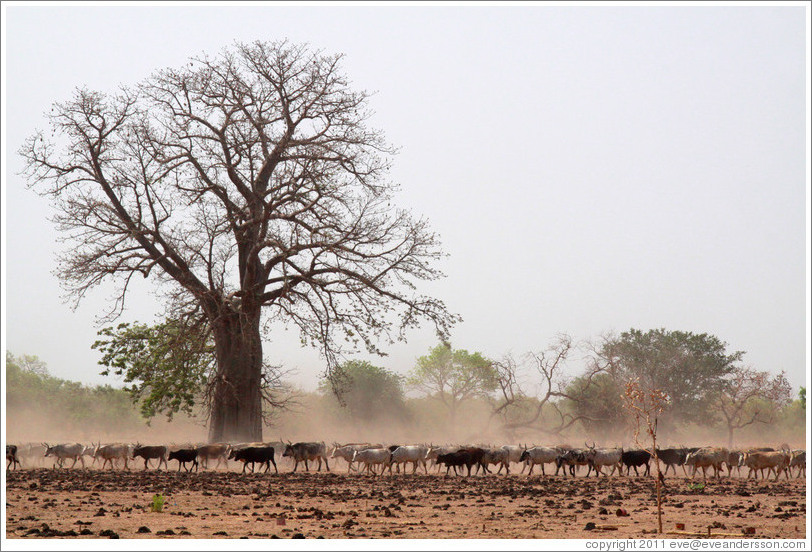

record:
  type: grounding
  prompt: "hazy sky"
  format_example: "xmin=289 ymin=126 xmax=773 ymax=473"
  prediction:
xmin=2 ymin=4 xmax=809 ymax=394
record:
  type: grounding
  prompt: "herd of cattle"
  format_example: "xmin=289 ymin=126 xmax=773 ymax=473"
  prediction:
xmin=5 ymin=441 xmax=807 ymax=481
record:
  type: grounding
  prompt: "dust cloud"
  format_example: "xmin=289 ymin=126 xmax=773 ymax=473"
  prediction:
xmin=6 ymin=393 xmax=805 ymax=453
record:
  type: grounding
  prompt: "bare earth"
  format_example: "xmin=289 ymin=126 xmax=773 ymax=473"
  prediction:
xmin=4 ymin=467 xmax=807 ymax=540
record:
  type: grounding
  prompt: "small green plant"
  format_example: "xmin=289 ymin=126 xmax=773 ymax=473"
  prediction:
xmin=151 ymin=494 xmax=166 ymax=513
xmin=687 ymin=482 xmax=706 ymax=492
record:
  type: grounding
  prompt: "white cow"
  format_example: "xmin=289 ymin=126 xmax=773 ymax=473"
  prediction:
xmin=585 ymin=446 xmax=623 ymax=476
xmin=330 ymin=443 xmax=382 ymax=472
xmin=520 ymin=446 xmax=559 ymax=476
xmin=94 ymin=443 xmax=134 ymax=470
xmin=499 ymin=445 xmax=527 ymax=474
xmin=43 ymin=443 xmax=86 ymax=469
xmin=389 ymin=445 xmax=429 ymax=474
xmin=352 ymin=448 xmax=392 ymax=475
xmin=478 ymin=448 xmax=508 ymax=475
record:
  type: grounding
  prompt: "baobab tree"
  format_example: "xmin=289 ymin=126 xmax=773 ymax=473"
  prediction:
xmin=20 ymin=40 xmax=457 ymax=442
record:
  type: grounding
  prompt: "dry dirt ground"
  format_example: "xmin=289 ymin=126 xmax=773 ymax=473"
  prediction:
xmin=4 ymin=466 xmax=807 ymax=540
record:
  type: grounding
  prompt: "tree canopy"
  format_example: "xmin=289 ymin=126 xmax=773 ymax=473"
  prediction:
xmin=319 ymin=360 xmax=409 ymax=424
xmin=91 ymin=319 xmax=214 ymax=420
xmin=592 ymin=328 xmax=742 ymax=427
xmin=713 ymin=365 xmax=792 ymax=446
xmin=408 ymin=343 xmax=497 ymax=421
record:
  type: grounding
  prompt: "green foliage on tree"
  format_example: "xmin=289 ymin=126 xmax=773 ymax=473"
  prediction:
xmin=598 ymin=328 xmax=742 ymax=426
xmin=408 ymin=343 xmax=497 ymax=421
xmin=319 ymin=360 xmax=409 ymax=424
xmin=800 ymin=387 xmax=806 ymax=410
xmin=91 ymin=320 xmax=214 ymax=420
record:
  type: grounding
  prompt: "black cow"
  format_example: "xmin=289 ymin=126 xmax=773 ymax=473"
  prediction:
xmin=656 ymin=447 xmax=696 ymax=476
xmin=6 ymin=445 xmax=20 ymax=470
xmin=168 ymin=449 xmax=199 ymax=472
xmin=132 ymin=445 xmax=168 ymax=470
xmin=229 ymin=446 xmax=278 ymax=474
xmin=621 ymin=449 xmax=651 ymax=476
xmin=437 ymin=447 xmax=487 ymax=476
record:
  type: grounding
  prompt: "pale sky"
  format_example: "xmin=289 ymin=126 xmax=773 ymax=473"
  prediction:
xmin=2 ymin=3 xmax=809 ymax=394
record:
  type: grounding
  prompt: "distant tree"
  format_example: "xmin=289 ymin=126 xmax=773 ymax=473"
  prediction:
xmin=800 ymin=387 xmax=806 ymax=410
xmin=6 ymin=351 xmax=49 ymax=377
xmin=21 ymin=40 xmax=457 ymax=442
xmin=563 ymin=372 xmax=626 ymax=436
xmin=590 ymin=329 xmax=742 ymax=431
xmin=6 ymin=351 xmax=144 ymax=433
xmin=713 ymin=366 xmax=792 ymax=447
xmin=409 ymin=343 xmax=497 ymax=423
xmin=319 ymin=360 xmax=408 ymax=425
xmin=488 ymin=335 xmax=593 ymax=438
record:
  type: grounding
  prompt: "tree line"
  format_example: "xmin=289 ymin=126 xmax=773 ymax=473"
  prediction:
xmin=316 ymin=328 xmax=803 ymax=446
xmin=5 ymin=352 xmax=145 ymax=436
xmin=86 ymin=326 xmax=805 ymax=447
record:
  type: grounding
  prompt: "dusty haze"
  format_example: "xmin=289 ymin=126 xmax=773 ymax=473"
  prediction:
xmin=7 ymin=395 xmax=805 ymax=453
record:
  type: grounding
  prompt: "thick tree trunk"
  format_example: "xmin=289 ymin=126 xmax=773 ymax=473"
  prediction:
xmin=208 ymin=308 xmax=264 ymax=443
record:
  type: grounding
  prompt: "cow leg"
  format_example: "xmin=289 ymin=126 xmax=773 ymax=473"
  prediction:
xmin=304 ymin=459 xmax=310 ymax=472
xmin=271 ymin=457 xmax=278 ymax=474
